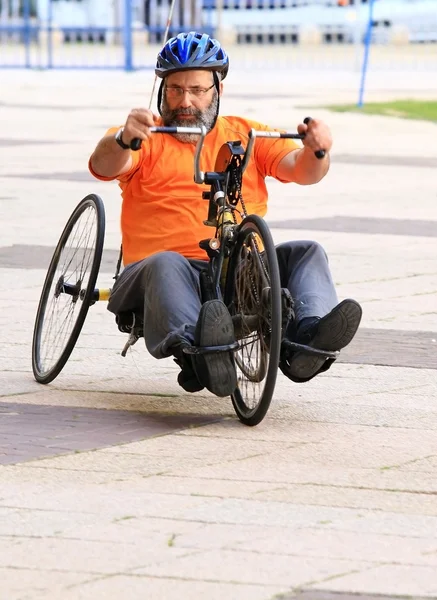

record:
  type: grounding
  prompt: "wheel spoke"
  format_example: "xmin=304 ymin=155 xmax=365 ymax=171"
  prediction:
xmin=40 ymin=291 xmax=78 ymax=371
xmin=61 ymin=207 xmax=96 ymax=285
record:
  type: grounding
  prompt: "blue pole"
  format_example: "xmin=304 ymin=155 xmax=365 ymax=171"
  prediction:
xmin=124 ymin=0 xmax=134 ymax=71
xmin=23 ymin=0 xmax=31 ymax=68
xmin=357 ymin=0 xmax=376 ymax=108
xmin=47 ymin=0 xmax=53 ymax=69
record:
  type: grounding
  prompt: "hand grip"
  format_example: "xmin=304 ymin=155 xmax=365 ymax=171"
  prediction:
xmin=303 ymin=116 xmax=326 ymax=160
xmin=130 ymin=138 xmax=142 ymax=151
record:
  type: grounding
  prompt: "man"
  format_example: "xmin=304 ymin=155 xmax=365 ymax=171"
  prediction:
xmin=89 ymin=31 xmax=362 ymax=398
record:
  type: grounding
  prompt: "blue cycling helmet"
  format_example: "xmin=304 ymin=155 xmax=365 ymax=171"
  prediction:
xmin=156 ymin=31 xmax=229 ymax=80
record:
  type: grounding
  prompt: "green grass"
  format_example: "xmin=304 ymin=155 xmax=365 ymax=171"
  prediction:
xmin=327 ymin=99 xmax=437 ymax=123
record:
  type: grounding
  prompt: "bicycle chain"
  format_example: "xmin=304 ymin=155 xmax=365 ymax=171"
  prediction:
xmin=229 ymin=164 xmax=272 ymax=313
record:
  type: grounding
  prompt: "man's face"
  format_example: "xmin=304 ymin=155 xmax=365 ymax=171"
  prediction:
xmin=161 ymin=69 xmax=222 ymax=143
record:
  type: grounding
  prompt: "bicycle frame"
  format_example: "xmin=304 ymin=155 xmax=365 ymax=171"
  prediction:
xmin=198 ymin=140 xmax=247 ymax=301
xmin=185 ymin=126 xmax=304 ymax=302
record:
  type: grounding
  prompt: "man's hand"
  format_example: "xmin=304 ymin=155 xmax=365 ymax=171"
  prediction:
xmin=297 ymin=118 xmax=333 ymax=157
xmin=276 ymin=117 xmax=332 ymax=184
xmin=122 ymin=108 xmax=160 ymax=146
xmin=90 ymin=108 xmax=159 ymax=179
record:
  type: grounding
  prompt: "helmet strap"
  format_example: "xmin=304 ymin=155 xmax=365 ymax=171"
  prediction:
xmin=211 ymin=71 xmax=220 ymax=131
xmin=157 ymin=79 xmax=165 ymax=116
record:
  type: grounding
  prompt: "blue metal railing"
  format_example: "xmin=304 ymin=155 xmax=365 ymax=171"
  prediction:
xmin=1 ymin=0 xmax=436 ymax=73
xmin=0 ymin=0 xmax=165 ymax=70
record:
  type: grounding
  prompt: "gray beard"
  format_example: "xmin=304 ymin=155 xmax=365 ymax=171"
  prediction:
xmin=161 ymin=91 xmax=218 ymax=144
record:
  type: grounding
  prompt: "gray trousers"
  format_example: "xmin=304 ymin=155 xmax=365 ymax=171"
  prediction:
xmin=107 ymin=241 xmax=338 ymax=360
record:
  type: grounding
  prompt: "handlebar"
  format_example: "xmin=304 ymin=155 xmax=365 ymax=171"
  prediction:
xmin=130 ymin=126 xmax=202 ymax=151
xmin=131 ymin=126 xmax=206 ymax=184
xmin=129 ymin=117 xmax=325 ymax=184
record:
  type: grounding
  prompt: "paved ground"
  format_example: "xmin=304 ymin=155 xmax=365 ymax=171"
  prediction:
xmin=0 ymin=48 xmax=437 ymax=599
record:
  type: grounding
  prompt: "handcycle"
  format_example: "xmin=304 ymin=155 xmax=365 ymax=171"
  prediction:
xmin=31 ymin=122 xmax=336 ymax=426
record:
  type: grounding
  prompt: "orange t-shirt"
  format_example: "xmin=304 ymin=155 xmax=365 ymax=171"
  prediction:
xmin=89 ymin=116 xmax=299 ymax=265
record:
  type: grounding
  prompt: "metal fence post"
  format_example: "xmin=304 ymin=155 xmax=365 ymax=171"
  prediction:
xmin=23 ymin=0 xmax=31 ymax=68
xmin=358 ymin=0 xmax=375 ymax=107
xmin=124 ymin=0 xmax=134 ymax=71
xmin=47 ymin=0 xmax=54 ymax=69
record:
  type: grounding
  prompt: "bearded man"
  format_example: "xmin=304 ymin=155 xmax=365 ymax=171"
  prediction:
xmin=89 ymin=31 xmax=362 ymax=398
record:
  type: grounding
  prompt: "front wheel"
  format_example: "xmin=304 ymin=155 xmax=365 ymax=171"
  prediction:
xmin=32 ymin=194 xmax=105 ymax=384
xmin=224 ymin=214 xmax=282 ymax=426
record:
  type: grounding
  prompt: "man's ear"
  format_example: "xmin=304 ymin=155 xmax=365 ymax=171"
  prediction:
xmin=219 ymin=81 xmax=224 ymax=97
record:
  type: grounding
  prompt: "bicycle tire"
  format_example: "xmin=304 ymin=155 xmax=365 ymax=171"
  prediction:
xmin=224 ymin=214 xmax=281 ymax=426
xmin=32 ymin=194 xmax=105 ymax=384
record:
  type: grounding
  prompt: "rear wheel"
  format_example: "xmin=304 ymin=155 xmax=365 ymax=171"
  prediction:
xmin=224 ymin=214 xmax=281 ymax=426
xmin=32 ymin=194 xmax=105 ymax=383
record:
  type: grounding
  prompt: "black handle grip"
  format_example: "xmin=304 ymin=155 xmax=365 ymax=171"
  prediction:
xmin=303 ymin=116 xmax=325 ymax=160
xmin=130 ymin=138 xmax=142 ymax=151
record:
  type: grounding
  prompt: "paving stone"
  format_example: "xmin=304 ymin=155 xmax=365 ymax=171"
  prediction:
xmin=0 ymin=505 xmax=112 ymax=538
xmin=0 ymin=536 xmax=191 ymax=574
xmin=282 ymin=592 xmax=432 ymax=600
xmin=177 ymin=418 xmax=437 ymax=448
xmin=306 ymin=564 xmax=437 ymax=597
xmin=0 ymin=139 xmax=58 ymax=147
xmin=0 ymin=505 xmax=206 ymax=543
xmin=338 ymin=328 xmax=437 ymax=369
xmin=165 ymin=459 xmax=437 ymax=494
xmin=38 ymin=575 xmax=287 ymax=600
xmin=133 ymin=548 xmax=368 ymax=587
xmin=268 ymin=215 xmax=437 ymax=236
xmin=0 ymin=568 xmax=97 ymax=600
xmin=99 ymin=431 xmax=298 ymax=458
xmin=0 ymin=402 xmax=224 ymax=465
xmin=272 ymin=400 xmax=437 ymax=430
xmin=253 ymin=485 xmax=437 ymax=517
xmin=234 ymin=526 xmax=437 ymax=566
xmin=332 ymin=154 xmax=437 ymax=169
xmin=0 ymin=244 xmax=119 ymax=272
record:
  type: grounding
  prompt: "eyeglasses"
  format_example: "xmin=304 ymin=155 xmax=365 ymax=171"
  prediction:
xmin=165 ymin=84 xmax=215 ymax=99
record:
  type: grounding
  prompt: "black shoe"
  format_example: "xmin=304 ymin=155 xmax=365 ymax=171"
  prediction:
xmin=192 ymin=300 xmax=237 ymax=397
xmin=280 ymin=299 xmax=362 ymax=382
xmin=177 ymin=368 xmax=205 ymax=393
xmin=174 ymin=349 xmax=204 ymax=393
